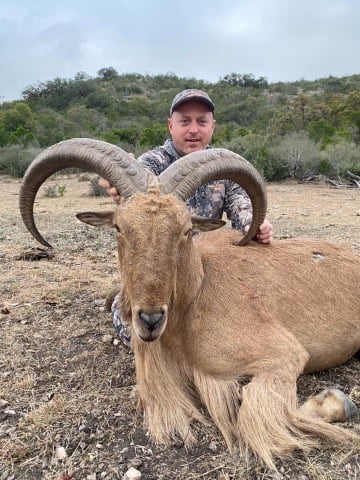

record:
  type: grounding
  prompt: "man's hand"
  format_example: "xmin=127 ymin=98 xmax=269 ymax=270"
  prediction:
xmin=245 ymin=218 xmax=273 ymax=244
xmin=98 ymin=178 xmax=121 ymax=203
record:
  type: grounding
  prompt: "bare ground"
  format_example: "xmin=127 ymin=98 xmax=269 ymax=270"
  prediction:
xmin=0 ymin=174 xmax=359 ymax=480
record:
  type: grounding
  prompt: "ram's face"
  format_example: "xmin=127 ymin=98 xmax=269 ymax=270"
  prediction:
xmin=114 ymin=192 xmax=192 ymax=342
xmin=77 ymin=189 xmax=225 ymax=343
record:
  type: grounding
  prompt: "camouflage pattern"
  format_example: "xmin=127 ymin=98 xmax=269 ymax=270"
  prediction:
xmin=112 ymin=299 xmax=131 ymax=347
xmin=170 ymin=89 xmax=215 ymax=115
xmin=112 ymin=139 xmax=254 ymax=346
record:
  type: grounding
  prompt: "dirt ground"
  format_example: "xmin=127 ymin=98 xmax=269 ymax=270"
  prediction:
xmin=0 ymin=174 xmax=359 ymax=480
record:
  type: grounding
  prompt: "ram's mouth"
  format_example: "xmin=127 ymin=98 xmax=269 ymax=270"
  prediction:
xmin=138 ymin=331 xmax=161 ymax=342
xmin=133 ymin=305 xmax=168 ymax=343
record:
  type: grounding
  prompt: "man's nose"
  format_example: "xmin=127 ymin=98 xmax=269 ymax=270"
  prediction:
xmin=188 ymin=121 xmax=199 ymax=133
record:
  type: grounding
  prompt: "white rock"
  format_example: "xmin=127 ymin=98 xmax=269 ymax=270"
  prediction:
xmin=102 ymin=334 xmax=113 ymax=343
xmin=123 ymin=467 xmax=142 ymax=480
xmin=4 ymin=409 xmax=16 ymax=415
xmin=0 ymin=399 xmax=9 ymax=408
xmin=55 ymin=446 xmax=68 ymax=460
xmin=208 ymin=441 xmax=218 ymax=452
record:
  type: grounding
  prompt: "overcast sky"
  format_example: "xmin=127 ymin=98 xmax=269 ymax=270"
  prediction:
xmin=1 ymin=0 xmax=359 ymax=102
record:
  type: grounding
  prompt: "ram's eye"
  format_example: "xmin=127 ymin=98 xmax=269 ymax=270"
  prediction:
xmin=184 ymin=227 xmax=192 ymax=236
xmin=114 ymin=225 xmax=121 ymax=232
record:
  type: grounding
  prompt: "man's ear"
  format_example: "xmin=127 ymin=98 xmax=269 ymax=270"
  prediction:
xmin=76 ymin=211 xmax=115 ymax=229
xmin=191 ymin=215 xmax=226 ymax=232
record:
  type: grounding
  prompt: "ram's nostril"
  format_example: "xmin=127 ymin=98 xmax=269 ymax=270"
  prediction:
xmin=138 ymin=311 xmax=164 ymax=331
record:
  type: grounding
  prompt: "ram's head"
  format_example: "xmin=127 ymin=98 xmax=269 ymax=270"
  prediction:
xmin=19 ymin=138 xmax=267 ymax=341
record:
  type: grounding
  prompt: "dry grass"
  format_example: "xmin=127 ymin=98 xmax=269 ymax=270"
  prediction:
xmin=0 ymin=174 xmax=359 ymax=479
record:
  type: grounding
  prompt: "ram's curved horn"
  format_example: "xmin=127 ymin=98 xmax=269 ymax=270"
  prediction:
xmin=19 ymin=138 xmax=153 ymax=248
xmin=159 ymin=148 xmax=267 ymax=246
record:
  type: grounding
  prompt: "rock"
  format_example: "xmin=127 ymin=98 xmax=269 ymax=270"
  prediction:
xmin=102 ymin=334 xmax=113 ymax=343
xmin=208 ymin=441 xmax=218 ymax=452
xmin=55 ymin=446 xmax=68 ymax=460
xmin=123 ymin=467 xmax=141 ymax=480
xmin=4 ymin=409 xmax=16 ymax=415
xmin=0 ymin=399 xmax=9 ymax=408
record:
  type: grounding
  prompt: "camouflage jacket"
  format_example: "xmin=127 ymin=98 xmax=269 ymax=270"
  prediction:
xmin=138 ymin=139 xmax=253 ymax=232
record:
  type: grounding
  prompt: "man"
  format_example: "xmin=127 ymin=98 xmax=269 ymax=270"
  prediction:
xmin=100 ymin=89 xmax=273 ymax=239
xmin=99 ymin=89 xmax=273 ymax=344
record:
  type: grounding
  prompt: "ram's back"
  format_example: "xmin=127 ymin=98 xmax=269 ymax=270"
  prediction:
xmin=193 ymin=232 xmax=360 ymax=372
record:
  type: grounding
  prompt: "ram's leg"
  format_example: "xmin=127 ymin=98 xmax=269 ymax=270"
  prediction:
xmin=193 ymin=369 xmax=239 ymax=450
xmin=299 ymin=388 xmax=357 ymax=422
xmin=237 ymin=368 xmax=317 ymax=469
xmin=236 ymin=335 xmax=358 ymax=469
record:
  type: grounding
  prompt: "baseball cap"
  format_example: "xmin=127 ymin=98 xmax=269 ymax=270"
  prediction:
xmin=170 ymin=89 xmax=215 ymax=115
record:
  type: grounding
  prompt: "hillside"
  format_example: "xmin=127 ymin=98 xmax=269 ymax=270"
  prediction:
xmin=0 ymin=69 xmax=360 ymax=181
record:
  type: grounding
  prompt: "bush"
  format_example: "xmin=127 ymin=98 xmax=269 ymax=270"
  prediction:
xmin=0 ymin=146 xmax=41 ymax=177
xmin=320 ymin=142 xmax=360 ymax=177
xmin=269 ymin=132 xmax=321 ymax=180
xmin=222 ymin=134 xmax=288 ymax=181
xmin=43 ymin=184 xmax=66 ymax=198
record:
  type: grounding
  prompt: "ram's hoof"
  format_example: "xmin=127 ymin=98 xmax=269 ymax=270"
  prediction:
xmin=318 ymin=388 xmax=357 ymax=420
xmin=300 ymin=388 xmax=357 ymax=422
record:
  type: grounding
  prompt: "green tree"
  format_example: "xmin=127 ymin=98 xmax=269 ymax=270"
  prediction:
xmin=34 ymin=109 xmax=72 ymax=146
xmin=306 ymin=119 xmax=335 ymax=147
xmin=97 ymin=67 xmax=119 ymax=81
xmin=0 ymin=102 xmax=35 ymax=145
xmin=139 ymin=123 xmax=168 ymax=148
xmin=101 ymin=126 xmax=141 ymax=148
xmin=65 ymin=105 xmax=108 ymax=136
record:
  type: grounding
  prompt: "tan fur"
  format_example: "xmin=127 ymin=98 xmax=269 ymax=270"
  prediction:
xmin=79 ymin=188 xmax=360 ymax=468
xmin=133 ymin=336 xmax=207 ymax=447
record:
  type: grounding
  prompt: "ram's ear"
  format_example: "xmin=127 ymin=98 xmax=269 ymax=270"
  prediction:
xmin=191 ymin=215 xmax=226 ymax=232
xmin=76 ymin=211 xmax=115 ymax=229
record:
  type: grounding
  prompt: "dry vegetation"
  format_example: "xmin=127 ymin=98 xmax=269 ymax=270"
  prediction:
xmin=0 ymin=174 xmax=359 ymax=480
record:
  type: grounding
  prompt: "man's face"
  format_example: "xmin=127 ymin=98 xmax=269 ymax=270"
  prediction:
xmin=168 ymin=100 xmax=216 ymax=155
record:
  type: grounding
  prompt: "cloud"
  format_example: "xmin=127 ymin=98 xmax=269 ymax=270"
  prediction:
xmin=1 ymin=0 xmax=359 ymax=101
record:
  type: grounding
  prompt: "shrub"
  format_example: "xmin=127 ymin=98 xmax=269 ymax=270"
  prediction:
xmin=222 ymin=134 xmax=288 ymax=181
xmin=43 ymin=184 xmax=66 ymax=198
xmin=321 ymin=142 xmax=360 ymax=177
xmin=78 ymin=172 xmax=92 ymax=182
xmin=0 ymin=146 xmax=41 ymax=177
xmin=269 ymin=132 xmax=321 ymax=180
